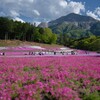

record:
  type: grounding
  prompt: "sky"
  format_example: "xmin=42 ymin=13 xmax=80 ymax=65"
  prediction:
xmin=0 ymin=0 xmax=100 ymax=24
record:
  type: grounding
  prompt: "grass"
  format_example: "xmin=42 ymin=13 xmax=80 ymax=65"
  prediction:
xmin=0 ymin=40 xmax=64 ymax=48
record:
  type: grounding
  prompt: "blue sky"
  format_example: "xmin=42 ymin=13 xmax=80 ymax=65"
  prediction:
xmin=72 ymin=0 xmax=100 ymax=11
xmin=0 ymin=0 xmax=100 ymax=24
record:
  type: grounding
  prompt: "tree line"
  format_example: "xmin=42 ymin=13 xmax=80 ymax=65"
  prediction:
xmin=0 ymin=17 xmax=100 ymax=51
xmin=0 ymin=17 xmax=57 ymax=44
xmin=58 ymin=34 xmax=100 ymax=51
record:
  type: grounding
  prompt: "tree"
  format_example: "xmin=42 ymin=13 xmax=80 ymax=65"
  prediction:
xmin=39 ymin=28 xmax=45 ymax=34
xmin=0 ymin=17 xmax=57 ymax=44
xmin=32 ymin=28 xmax=41 ymax=42
xmin=42 ymin=28 xmax=57 ymax=44
xmin=90 ymin=22 xmax=100 ymax=36
xmin=0 ymin=17 xmax=13 ymax=39
xmin=49 ymin=34 xmax=57 ymax=44
xmin=89 ymin=39 xmax=100 ymax=51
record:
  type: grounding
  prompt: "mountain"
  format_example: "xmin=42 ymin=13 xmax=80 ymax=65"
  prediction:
xmin=38 ymin=22 xmax=48 ymax=28
xmin=49 ymin=13 xmax=97 ymax=25
xmin=48 ymin=13 xmax=100 ymax=39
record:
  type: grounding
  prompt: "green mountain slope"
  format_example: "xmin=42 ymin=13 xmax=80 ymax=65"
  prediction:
xmin=48 ymin=13 xmax=100 ymax=39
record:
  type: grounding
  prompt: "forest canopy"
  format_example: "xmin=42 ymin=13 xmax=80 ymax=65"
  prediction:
xmin=0 ymin=17 xmax=57 ymax=44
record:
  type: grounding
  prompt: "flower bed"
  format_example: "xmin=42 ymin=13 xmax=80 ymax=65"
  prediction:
xmin=0 ymin=56 xmax=100 ymax=100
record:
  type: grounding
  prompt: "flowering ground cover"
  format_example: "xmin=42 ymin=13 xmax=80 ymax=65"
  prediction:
xmin=0 ymin=45 xmax=98 ymax=56
xmin=0 ymin=56 xmax=100 ymax=100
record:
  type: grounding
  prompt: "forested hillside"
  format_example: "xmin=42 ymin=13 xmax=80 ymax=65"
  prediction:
xmin=48 ymin=13 xmax=100 ymax=51
xmin=0 ymin=17 xmax=57 ymax=44
xmin=0 ymin=17 xmax=100 ymax=51
xmin=59 ymin=35 xmax=100 ymax=51
xmin=49 ymin=13 xmax=100 ymax=39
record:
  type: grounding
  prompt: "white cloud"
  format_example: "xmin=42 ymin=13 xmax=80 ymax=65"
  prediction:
xmin=28 ymin=0 xmax=34 ymax=3
xmin=13 ymin=17 xmax=25 ymax=23
xmin=67 ymin=1 xmax=85 ymax=14
xmin=86 ymin=7 xmax=100 ymax=20
xmin=94 ymin=7 xmax=100 ymax=17
xmin=33 ymin=10 xmax=40 ymax=16
xmin=33 ymin=21 xmax=41 ymax=26
xmin=59 ymin=0 xmax=68 ymax=8
xmin=10 ymin=10 xmax=20 ymax=17
xmin=0 ymin=0 xmax=85 ymax=22
xmin=87 ymin=11 xmax=98 ymax=19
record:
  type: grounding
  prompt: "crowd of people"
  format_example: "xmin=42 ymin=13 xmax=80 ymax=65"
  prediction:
xmin=28 ymin=51 xmax=76 ymax=55
xmin=1 ymin=50 xmax=98 ymax=56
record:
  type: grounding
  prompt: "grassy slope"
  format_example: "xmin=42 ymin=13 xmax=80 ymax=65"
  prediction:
xmin=0 ymin=40 xmax=64 ymax=48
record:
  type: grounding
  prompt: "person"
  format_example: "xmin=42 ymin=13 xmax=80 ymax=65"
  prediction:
xmin=29 ymin=51 xmax=33 ymax=55
xmin=0 ymin=52 xmax=5 ymax=56
xmin=60 ymin=51 xmax=64 ymax=55
xmin=85 ymin=50 xmax=87 ymax=54
xmin=29 ymin=51 xmax=31 ymax=55
xmin=39 ymin=52 xmax=41 ymax=55
xmin=97 ymin=51 xmax=100 ymax=54
xmin=71 ymin=51 xmax=75 ymax=55
xmin=3 ymin=52 xmax=5 ymax=55
xmin=54 ymin=51 xmax=56 ymax=55
xmin=31 ymin=52 xmax=34 ymax=55
xmin=62 ymin=52 xmax=64 ymax=55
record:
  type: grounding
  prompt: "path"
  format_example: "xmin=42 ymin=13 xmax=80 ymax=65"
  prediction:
xmin=0 ymin=54 xmax=100 ymax=58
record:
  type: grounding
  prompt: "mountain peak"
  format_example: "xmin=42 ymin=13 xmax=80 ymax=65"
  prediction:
xmin=49 ymin=13 xmax=97 ymax=26
xmin=67 ymin=13 xmax=78 ymax=16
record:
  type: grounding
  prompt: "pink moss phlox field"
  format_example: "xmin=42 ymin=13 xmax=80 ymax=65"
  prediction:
xmin=0 ymin=56 xmax=100 ymax=100
xmin=1 ymin=46 xmax=97 ymax=56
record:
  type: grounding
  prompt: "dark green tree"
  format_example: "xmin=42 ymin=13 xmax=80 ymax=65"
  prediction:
xmin=0 ymin=17 xmax=13 ymax=39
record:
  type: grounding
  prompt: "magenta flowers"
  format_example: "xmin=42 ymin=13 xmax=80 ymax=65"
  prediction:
xmin=0 ymin=56 xmax=100 ymax=100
